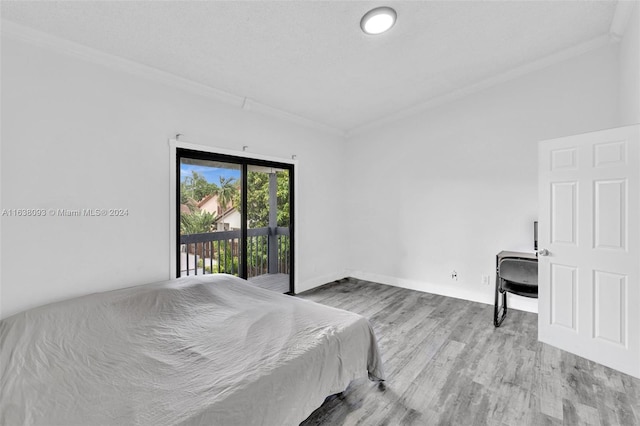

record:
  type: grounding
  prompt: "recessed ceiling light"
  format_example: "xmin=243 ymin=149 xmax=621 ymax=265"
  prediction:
xmin=360 ymin=7 xmax=397 ymax=35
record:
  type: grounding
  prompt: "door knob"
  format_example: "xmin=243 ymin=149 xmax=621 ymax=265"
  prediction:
xmin=538 ymin=249 xmax=550 ymax=256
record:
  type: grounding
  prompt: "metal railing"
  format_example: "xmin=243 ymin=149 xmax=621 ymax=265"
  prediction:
xmin=179 ymin=227 xmax=290 ymax=278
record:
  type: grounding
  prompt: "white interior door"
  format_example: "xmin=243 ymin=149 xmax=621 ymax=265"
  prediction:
xmin=538 ymin=124 xmax=639 ymax=379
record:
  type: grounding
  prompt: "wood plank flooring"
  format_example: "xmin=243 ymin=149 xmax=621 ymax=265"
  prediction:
xmin=297 ymin=278 xmax=640 ymax=426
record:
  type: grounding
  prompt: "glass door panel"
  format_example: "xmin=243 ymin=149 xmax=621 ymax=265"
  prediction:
xmin=245 ymin=165 xmax=291 ymax=293
xmin=179 ymin=157 xmax=242 ymax=277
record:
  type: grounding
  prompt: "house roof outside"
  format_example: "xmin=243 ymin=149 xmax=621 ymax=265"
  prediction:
xmin=215 ymin=206 xmax=238 ymax=223
xmin=196 ymin=194 xmax=216 ymax=209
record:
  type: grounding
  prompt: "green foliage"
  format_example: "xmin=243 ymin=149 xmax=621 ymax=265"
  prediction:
xmin=180 ymin=209 xmax=217 ymax=235
xmin=215 ymin=243 xmax=239 ymax=274
xmin=216 ymin=176 xmax=239 ymax=212
xmin=247 ymin=236 xmax=268 ymax=271
xmin=196 ymin=258 xmax=213 ymax=274
xmin=195 ymin=244 xmax=239 ymax=275
xmin=181 ymin=171 xmax=218 ymax=204
xmin=233 ymin=171 xmax=290 ymax=228
xmin=181 ymin=168 xmax=288 ymax=277
xmin=275 ymin=172 xmax=290 ymax=226
xmin=180 ymin=171 xmax=239 ymax=236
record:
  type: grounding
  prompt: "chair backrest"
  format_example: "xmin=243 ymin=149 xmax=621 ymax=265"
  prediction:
xmin=498 ymin=258 xmax=538 ymax=285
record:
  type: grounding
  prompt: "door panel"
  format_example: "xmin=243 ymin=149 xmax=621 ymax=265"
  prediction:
xmin=593 ymin=270 xmax=626 ymax=346
xmin=178 ymin=157 xmax=242 ymax=277
xmin=593 ymin=179 xmax=626 ymax=250
xmin=550 ymin=181 xmax=577 ymax=245
xmin=549 ymin=263 xmax=577 ymax=330
xmin=245 ymin=165 xmax=291 ymax=294
xmin=551 ymin=147 xmax=577 ymax=170
xmin=538 ymin=125 xmax=639 ymax=379
xmin=593 ymin=140 xmax=626 ymax=167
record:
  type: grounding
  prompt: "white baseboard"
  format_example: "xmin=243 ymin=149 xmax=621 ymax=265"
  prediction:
xmin=345 ymin=270 xmax=538 ymax=314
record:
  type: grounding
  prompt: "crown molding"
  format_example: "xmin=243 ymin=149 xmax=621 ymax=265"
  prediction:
xmin=2 ymin=16 xmax=624 ymax=140
xmin=347 ymin=33 xmax=614 ymax=137
xmin=1 ymin=19 xmax=346 ymax=138
xmin=240 ymin=97 xmax=344 ymax=137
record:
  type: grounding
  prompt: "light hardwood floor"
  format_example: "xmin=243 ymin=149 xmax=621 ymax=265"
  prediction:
xmin=298 ymin=278 xmax=640 ymax=426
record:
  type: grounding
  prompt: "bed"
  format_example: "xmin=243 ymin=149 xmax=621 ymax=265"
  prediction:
xmin=0 ymin=274 xmax=384 ymax=425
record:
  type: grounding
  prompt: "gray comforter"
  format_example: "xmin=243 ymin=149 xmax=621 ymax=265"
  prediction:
xmin=0 ymin=274 xmax=384 ymax=425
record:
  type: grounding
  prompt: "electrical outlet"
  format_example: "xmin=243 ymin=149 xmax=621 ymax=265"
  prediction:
xmin=481 ymin=274 xmax=491 ymax=286
xmin=451 ymin=270 xmax=458 ymax=280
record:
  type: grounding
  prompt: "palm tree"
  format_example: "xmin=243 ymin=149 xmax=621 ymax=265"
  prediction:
xmin=180 ymin=210 xmax=217 ymax=235
xmin=215 ymin=176 xmax=238 ymax=213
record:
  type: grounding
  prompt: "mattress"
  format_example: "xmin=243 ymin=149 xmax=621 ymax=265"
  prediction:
xmin=0 ymin=274 xmax=384 ymax=425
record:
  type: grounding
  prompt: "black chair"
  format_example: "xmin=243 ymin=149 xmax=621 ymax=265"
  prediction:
xmin=494 ymin=251 xmax=538 ymax=327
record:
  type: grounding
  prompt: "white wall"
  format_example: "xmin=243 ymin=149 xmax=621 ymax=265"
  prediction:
xmin=620 ymin=2 xmax=640 ymax=125
xmin=2 ymin=18 xmax=635 ymax=320
xmin=0 ymin=36 xmax=347 ymax=319
xmin=345 ymin=44 xmax=621 ymax=312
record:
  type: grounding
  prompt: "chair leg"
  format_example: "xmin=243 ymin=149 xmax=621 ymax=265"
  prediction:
xmin=494 ymin=278 xmax=507 ymax=327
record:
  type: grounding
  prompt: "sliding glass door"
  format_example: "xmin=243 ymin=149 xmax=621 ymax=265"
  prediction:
xmin=176 ymin=149 xmax=294 ymax=294
xmin=245 ymin=165 xmax=291 ymax=293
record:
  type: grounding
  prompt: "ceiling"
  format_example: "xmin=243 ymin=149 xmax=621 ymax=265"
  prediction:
xmin=1 ymin=1 xmax=622 ymax=132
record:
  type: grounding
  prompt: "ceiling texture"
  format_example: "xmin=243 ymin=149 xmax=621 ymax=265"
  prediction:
xmin=0 ymin=1 xmax=630 ymax=133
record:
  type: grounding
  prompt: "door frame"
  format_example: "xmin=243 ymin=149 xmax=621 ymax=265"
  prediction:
xmin=168 ymin=138 xmax=298 ymax=293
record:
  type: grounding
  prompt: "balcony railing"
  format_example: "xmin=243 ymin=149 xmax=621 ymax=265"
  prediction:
xmin=179 ymin=227 xmax=290 ymax=279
